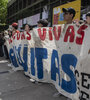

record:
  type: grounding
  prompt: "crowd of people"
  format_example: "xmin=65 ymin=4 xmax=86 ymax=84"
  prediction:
xmin=0 ymin=18 xmax=48 ymax=57
xmin=0 ymin=7 xmax=90 ymax=100
xmin=0 ymin=7 xmax=90 ymax=66
xmin=1 ymin=7 xmax=90 ymax=59
xmin=0 ymin=8 xmax=90 ymax=59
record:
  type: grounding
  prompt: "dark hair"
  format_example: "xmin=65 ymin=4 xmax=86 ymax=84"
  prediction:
xmin=21 ymin=24 xmax=33 ymax=30
xmin=37 ymin=19 xmax=48 ymax=27
xmin=69 ymin=12 xmax=75 ymax=19
xmin=25 ymin=24 xmax=33 ymax=30
xmin=13 ymin=25 xmax=18 ymax=30
xmin=86 ymin=12 xmax=90 ymax=17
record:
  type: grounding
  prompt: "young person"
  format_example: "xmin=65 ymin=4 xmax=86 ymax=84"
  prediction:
xmin=37 ymin=19 xmax=48 ymax=27
xmin=62 ymin=7 xmax=76 ymax=24
xmin=12 ymin=22 xmax=20 ymax=39
xmin=24 ymin=24 xmax=33 ymax=31
xmin=86 ymin=12 xmax=90 ymax=25
xmin=62 ymin=7 xmax=76 ymax=100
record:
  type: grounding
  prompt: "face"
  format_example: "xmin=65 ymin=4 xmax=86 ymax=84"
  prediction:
xmin=12 ymin=27 xmax=15 ymax=31
xmin=37 ymin=23 xmax=43 ymax=27
xmin=86 ymin=16 xmax=90 ymax=25
xmin=63 ymin=12 xmax=73 ymax=22
xmin=25 ymin=25 xmax=30 ymax=31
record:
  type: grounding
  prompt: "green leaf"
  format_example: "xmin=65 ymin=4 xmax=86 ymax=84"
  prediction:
xmin=0 ymin=0 xmax=8 ymax=24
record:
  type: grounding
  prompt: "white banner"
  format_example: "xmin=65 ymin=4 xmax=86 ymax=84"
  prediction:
xmin=8 ymin=24 xmax=90 ymax=100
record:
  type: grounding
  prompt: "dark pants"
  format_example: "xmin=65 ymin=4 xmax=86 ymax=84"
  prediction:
xmin=4 ymin=45 xmax=9 ymax=59
xmin=0 ymin=45 xmax=4 ymax=57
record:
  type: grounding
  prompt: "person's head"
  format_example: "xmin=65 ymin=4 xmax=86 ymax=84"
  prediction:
xmin=62 ymin=7 xmax=76 ymax=23
xmin=86 ymin=12 xmax=90 ymax=25
xmin=12 ymin=22 xmax=18 ymax=31
xmin=25 ymin=24 xmax=30 ymax=31
xmin=37 ymin=19 xmax=48 ymax=27
xmin=24 ymin=24 xmax=32 ymax=31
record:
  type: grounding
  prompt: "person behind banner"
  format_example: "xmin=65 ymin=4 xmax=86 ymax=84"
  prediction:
xmin=12 ymin=22 xmax=20 ymax=39
xmin=62 ymin=7 xmax=77 ymax=100
xmin=0 ymin=32 xmax=5 ymax=57
xmin=3 ymin=31 xmax=9 ymax=59
xmin=37 ymin=19 xmax=48 ymax=27
xmin=29 ymin=20 xmax=48 ymax=83
xmin=21 ymin=24 xmax=33 ymax=40
xmin=24 ymin=24 xmax=33 ymax=32
xmin=62 ymin=7 xmax=76 ymax=24
xmin=86 ymin=12 xmax=90 ymax=25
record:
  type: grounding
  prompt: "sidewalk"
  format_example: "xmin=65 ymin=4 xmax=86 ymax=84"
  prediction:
xmin=0 ymin=57 xmax=67 ymax=100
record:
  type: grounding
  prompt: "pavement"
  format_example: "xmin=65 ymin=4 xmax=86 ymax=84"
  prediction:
xmin=0 ymin=57 xmax=67 ymax=100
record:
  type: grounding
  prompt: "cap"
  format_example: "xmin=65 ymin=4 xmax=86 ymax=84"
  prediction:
xmin=37 ymin=19 xmax=48 ymax=27
xmin=86 ymin=12 xmax=90 ymax=17
xmin=62 ymin=7 xmax=76 ymax=17
xmin=12 ymin=22 xmax=18 ymax=27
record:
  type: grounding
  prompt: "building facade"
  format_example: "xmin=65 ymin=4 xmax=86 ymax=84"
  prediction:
xmin=7 ymin=0 xmax=90 ymax=26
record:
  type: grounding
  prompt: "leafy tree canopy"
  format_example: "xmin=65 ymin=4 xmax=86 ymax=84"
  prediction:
xmin=0 ymin=0 xmax=8 ymax=24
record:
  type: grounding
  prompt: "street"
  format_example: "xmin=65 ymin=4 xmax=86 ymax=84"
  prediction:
xmin=0 ymin=57 xmax=67 ymax=100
